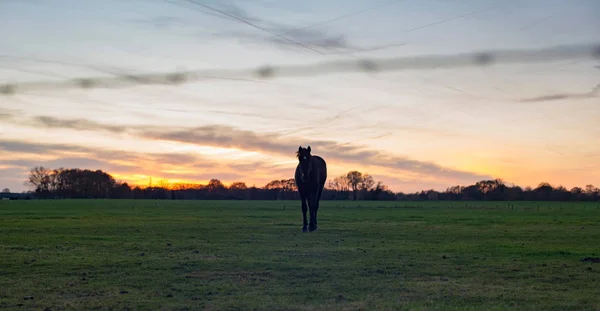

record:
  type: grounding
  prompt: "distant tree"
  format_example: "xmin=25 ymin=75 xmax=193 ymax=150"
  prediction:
xmin=20 ymin=165 xmax=600 ymax=202
xmin=360 ymin=174 xmax=375 ymax=191
xmin=346 ymin=171 xmax=363 ymax=200
xmin=476 ymin=179 xmax=504 ymax=193
xmin=1 ymin=188 xmax=9 ymax=193
xmin=282 ymin=178 xmax=297 ymax=192
xmin=228 ymin=182 xmax=248 ymax=199
xmin=264 ymin=180 xmax=282 ymax=190
xmin=370 ymin=182 xmax=396 ymax=200
xmin=461 ymin=184 xmax=482 ymax=200
xmin=552 ymin=185 xmax=570 ymax=201
xmin=327 ymin=175 xmax=350 ymax=200
xmin=584 ymin=184 xmax=598 ymax=195
xmin=262 ymin=179 xmax=297 ymax=200
xmin=26 ymin=166 xmax=52 ymax=195
xmin=504 ymin=185 xmax=523 ymax=201
xmin=534 ymin=182 xmax=554 ymax=200
xmin=206 ymin=179 xmax=226 ymax=192
xmin=583 ymin=184 xmax=599 ymax=201
xmin=571 ymin=187 xmax=583 ymax=195
xmin=229 ymin=182 xmax=248 ymax=191
xmin=132 ymin=186 xmax=144 ymax=199
xmin=111 ymin=182 xmax=132 ymax=199
xmin=328 ymin=176 xmax=348 ymax=191
xmin=446 ymin=185 xmax=463 ymax=194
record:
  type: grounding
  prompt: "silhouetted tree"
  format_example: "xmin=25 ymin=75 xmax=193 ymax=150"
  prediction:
xmin=111 ymin=182 xmax=132 ymax=199
xmin=26 ymin=166 xmax=53 ymax=198
xmin=229 ymin=182 xmax=248 ymax=191
xmin=207 ymin=179 xmax=225 ymax=191
xmin=534 ymin=182 xmax=554 ymax=201
xmin=571 ymin=187 xmax=583 ymax=201
xmin=346 ymin=171 xmax=363 ymax=200
xmin=328 ymin=175 xmax=350 ymax=200
xmin=20 ymin=165 xmax=600 ymax=202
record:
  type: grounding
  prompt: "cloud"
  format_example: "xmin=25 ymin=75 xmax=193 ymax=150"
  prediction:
xmin=0 ymin=112 xmax=13 ymax=120
xmin=0 ymin=108 xmax=18 ymax=120
xmin=0 ymin=167 xmax=29 ymax=176
xmin=0 ymin=138 xmax=278 ymax=189
xmin=138 ymin=125 xmax=489 ymax=183
xmin=2 ymin=157 xmax=135 ymax=173
xmin=0 ymin=139 xmax=211 ymax=170
xmin=518 ymin=85 xmax=599 ymax=103
xmin=0 ymin=140 xmax=86 ymax=154
xmin=3 ymin=113 xmax=490 ymax=184
xmin=29 ymin=116 xmax=128 ymax=134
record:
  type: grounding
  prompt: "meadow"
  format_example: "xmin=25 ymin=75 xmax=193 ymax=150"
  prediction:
xmin=0 ymin=200 xmax=599 ymax=310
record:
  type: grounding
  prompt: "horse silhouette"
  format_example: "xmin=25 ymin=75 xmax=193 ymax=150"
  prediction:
xmin=295 ymin=146 xmax=327 ymax=232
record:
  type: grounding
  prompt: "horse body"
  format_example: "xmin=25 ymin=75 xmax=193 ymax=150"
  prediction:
xmin=295 ymin=146 xmax=327 ymax=232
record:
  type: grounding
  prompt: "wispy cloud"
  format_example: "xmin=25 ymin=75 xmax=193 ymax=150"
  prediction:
xmin=0 ymin=139 xmax=250 ymax=185
xmin=29 ymin=116 xmax=128 ymax=134
xmin=0 ymin=111 xmax=14 ymax=120
xmin=140 ymin=125 xmax=490 ymax=182
xmin=518 ymin=83 xmax=599 ymax=103
xmin=2 ymin=113 xmax=489 ymax=183
xmin=0 ymin=139 xmax=206 ymax=169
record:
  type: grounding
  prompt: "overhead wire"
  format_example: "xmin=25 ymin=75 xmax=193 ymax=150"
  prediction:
xmin=268 ymin=0 xmax=407 ymax=39
xmin=176 ymin=0 xmax=326 ymax=55
xmin=326 ymin=1 xmax=508 ymax=55
xmin=3 ymin=0 xmax=598 ymax=140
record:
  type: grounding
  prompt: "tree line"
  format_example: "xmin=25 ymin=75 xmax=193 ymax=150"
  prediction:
xmin=14 ymin=166 xmax=600 ymax=201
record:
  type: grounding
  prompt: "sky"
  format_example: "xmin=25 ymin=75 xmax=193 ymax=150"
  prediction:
xmin=0 ymin=0 xmax=599 ymax=193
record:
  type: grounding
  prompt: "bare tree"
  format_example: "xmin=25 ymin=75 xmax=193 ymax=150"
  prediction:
xmin=206 ymin=179 xmax=226 ymax=192
xmin=346 ymin=171 xmax=363 ymax=200
xmin=26 ymin=166 xmax=52 ymax=193
xmin=328 ymin=175 xmax=349 ymax=192
xmin=360 ymin=173 xmax=375 ymax=191
xmin=229 ymin=182 xmax=248 ymax=190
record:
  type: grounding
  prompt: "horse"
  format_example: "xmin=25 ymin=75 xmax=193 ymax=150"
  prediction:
xmin=295 ymin=146 xmax=327 ymax=232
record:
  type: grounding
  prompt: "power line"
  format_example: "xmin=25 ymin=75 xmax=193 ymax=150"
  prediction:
xmin=175 ymin=0 xmax=326 ymax=55
xmin=161 ymin=0 xmax=240 ymax=23
xmin=1 ymin=42 xmax=598 ymax=96
xmin=269 ymin=0 xmax=406 ymax=38
xmin=327 ymin=1 xmax=507 ymax=55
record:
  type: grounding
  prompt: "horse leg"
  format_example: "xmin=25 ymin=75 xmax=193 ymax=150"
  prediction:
xmin=301 ymin=194 xmax=308 ymax=232
xmin=308 ymin=192 xmax=317 ymax=232
xmin=314 ymin=183 xmax=325 ymax=230
xmin=313 ymin=197 xmax=319 ymax=231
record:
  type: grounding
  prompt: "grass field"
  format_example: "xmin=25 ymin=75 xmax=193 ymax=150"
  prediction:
xmin=1 ymin=200 xmax=599 ymax=310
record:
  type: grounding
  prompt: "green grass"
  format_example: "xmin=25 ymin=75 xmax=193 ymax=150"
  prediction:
xmin=1 ymin=200 xmax=599 ymax=310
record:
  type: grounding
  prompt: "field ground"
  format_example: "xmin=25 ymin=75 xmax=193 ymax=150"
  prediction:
xmin=1 ymin=200 xmax=600 ymax=310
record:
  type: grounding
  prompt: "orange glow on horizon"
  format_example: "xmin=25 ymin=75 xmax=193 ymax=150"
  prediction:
xmin=111 ymin=173 xmax=256 ymax=190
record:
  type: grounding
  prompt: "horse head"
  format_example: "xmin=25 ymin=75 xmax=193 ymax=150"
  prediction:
xmin=296 ymin=145 xmax=312 ymax=183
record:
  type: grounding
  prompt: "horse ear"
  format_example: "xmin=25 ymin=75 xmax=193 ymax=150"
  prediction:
xmin=298 ymin=146 xmax=302 ymax=152
xmin=307 ymin=146 xmax=311 ymax=153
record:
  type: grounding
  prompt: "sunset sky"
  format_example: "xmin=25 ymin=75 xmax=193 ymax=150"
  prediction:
xmin=1 ymin=0 xmax=599 ymax=193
